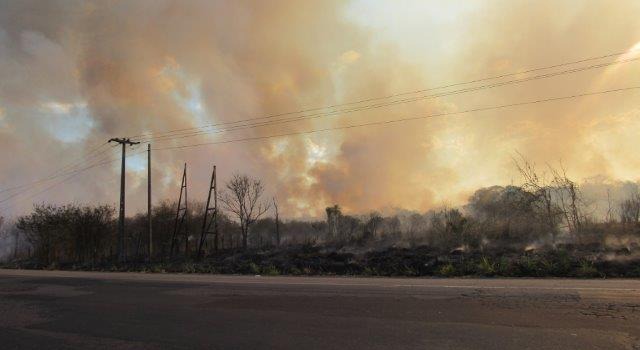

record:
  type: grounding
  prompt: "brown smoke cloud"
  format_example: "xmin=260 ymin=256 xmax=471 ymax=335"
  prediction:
xmin=1 ymin=0 xmax=640 ymax=219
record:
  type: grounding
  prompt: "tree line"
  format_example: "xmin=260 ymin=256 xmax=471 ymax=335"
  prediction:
xmin=3 ymin=159 xmax=640 ymax=265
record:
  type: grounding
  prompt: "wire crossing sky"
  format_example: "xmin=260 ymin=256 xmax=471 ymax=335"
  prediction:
xmin=1 ymin=0 xmax=640 ymax=218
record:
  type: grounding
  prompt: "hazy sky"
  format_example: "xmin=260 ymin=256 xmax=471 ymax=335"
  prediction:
xmin=0 ymin=0 xmax=639 ymax=218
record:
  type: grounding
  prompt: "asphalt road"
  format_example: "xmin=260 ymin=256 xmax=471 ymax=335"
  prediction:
xmin=0 ymin=269 xmax=639 ymax=350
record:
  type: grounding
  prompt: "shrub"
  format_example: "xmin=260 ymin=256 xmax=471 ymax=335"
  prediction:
xmin=288 ymin=267 xmax=302 ymax=275
xmin=182 ymin=262 xmax=197 ymax=273
xmin=262 ymin=265 xmax=280 ymax=276
xmin=437 ymin=263 xmax=457 ymax=277
xmin=577 ymin=260 xmax=600 ymax=278
xmin=477 ymin=256 xmax=496 ymax=276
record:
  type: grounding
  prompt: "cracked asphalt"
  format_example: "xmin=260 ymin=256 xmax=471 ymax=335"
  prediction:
xmin=0 ymin=269 xmax=639 ymax=349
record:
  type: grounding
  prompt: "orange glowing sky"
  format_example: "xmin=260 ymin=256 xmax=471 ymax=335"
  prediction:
xmin=0 ymin=0 xmax=639 ymax=218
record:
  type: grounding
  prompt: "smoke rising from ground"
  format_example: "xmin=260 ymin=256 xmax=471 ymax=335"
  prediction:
xmin=0 ymin=218 xmax=19 ymax=261
xmin=1 ymin=1 xmax=640 ymax=219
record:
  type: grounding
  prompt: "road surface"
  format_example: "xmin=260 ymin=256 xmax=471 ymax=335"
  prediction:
xmin=0 ymin=269 xmax=639 ymax=349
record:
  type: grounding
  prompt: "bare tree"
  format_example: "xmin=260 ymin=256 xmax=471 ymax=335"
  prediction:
xmin=325 ymin=205 xmax=341 ymax=240
xmin=407 ymin=213 xmax=426 ymax=246
xmin=606 ymin=189 xmax=614 ymax=224
xmin=620 ymin=193 xmax=640 ymax=226
xmin=549 ymin=164 xmax=583 ymax=235
xmin=365 ymin=212 xmax=383 ymax=237
xmin=219 ymin=174 xmax=270 ymax=249
xmin=514 ymin=153 xmax=559 ymax=241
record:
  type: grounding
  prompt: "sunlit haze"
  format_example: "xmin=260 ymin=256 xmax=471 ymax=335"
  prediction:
xmin=1 ymin=0 xmax=640 ymax=218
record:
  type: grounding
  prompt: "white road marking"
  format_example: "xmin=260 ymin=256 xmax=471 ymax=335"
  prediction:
xmin=1 ymin=269 xmax=639 ymax=293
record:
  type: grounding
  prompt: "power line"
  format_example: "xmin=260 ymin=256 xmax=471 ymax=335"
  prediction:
xmin=0 ymin=142 xmax=116 ymax=194
xmin=132 ymin=56 xmax=640 ymax=144
xmin=0 ymin=139 xmax=147 ymax=197
xmin=129 ymin=48 xmax=640 ymax=141
xmin=48 ymin=142 xmax=113 ymax=178
xmin=0 ymin=149 xmax=146 ymax=207
xmin=0 ymin=151 xmax=119 ymax=205
xmin=0 ymin=169 xmax=93 ymax=212
xmin=152 ymin=85 xmax=640 ymax=152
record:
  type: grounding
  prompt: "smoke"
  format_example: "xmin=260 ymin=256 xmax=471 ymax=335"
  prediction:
xmin=0 ymin=218 xmax=18 ymax=262
xmin=1 ymin=1 xmax=640 ymax=219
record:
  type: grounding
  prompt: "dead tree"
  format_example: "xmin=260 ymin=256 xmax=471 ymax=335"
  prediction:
xmin=325 ymin=205 xmax=341 ymax=240
xmin=366 ymin=212 xmax=383 ymax=238
xmin=549 ymin=164 xmax=583 ymax=235
xmin=620 ymin=193 xmax=640 ymax=226
xmin=513 ymin=153 xmax=559 ymax=241
xmin=606 ymin=189 xmax=614 ymax=224
xmin=219 ymin=174 xmax=270 ymax=250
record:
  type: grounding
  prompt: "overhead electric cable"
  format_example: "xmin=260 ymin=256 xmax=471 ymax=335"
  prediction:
xmin=0 ymin=148 xmax=146 ymax=205
xmin=132 ymin=56 xmax=640 ymax=144
xmin=151 ymin=85 xmax=640 ymax=152
xmin=0 ymin=142 xmax=116 ymax=194
xmin=129 ymin=48 xmax=640 ymax=141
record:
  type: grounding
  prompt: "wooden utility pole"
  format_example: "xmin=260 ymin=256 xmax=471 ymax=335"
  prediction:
xmin=13 ymin=230 xmax=18 ymax=259
xmin=198 ymin=165 xmax=218 ymax=258
xmin=108 ymin=137 xmax=140 ymax=263
xmin=184 ymin=165 xmax=189 ymax=256
xmin=147 ymin=143 xmax=152 ymax=261
xmin=273 ymin=197 xmax=280 ymax=247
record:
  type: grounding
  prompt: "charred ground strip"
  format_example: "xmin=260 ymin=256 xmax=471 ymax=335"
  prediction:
xmin=7 ymin=244 xmax=640 ymax=278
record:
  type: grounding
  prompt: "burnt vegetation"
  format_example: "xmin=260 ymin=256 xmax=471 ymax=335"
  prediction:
xmin=2 ymin=162 xmax=640 ymax=278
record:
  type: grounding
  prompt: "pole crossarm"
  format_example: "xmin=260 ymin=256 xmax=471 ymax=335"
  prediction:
xmin=109 ymin=138 xmax=141 ymax=146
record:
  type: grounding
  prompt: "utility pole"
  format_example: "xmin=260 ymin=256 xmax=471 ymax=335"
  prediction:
xmin=147 ymin=143 xmax=152 ymax=261
xmin=108 ymin=137 xmax=140 ymax=263
xmin=14 ymin=230 xmax=18 ymax=259
xmin=184 ymin=165 xmax=189 ymax=256
xmin=273 ymin=197 xmax=280 ymax=247
xmin=198 ymin=165 xmax=218 ymax=258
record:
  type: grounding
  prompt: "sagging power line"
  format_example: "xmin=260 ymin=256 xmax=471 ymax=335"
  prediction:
xmin=128 ymin=49 xmax=640 ymax=143
xmin=0 ymin=142 xmax=117 ymax=195
xmin=151 ymin=85 xmax=640 ymax=152
xmin=133 ymin=56 xmax=640 ymax=146
xmin=0 ymin=147 xmax=124 ymax=206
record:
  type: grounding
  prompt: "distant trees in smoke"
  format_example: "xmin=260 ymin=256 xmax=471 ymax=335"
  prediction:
xmin=620 ymin=193 xmax=640 ymax=225
xmin=4 ymin=161 xmax=640 ymax=266
xmin=15 ymin=204 xmax=115 ymax=265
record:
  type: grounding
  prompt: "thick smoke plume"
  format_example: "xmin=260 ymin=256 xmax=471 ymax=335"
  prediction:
xmin=1 ymin=1 xmax=640 ymax=219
